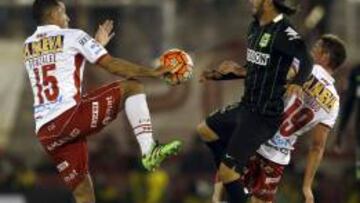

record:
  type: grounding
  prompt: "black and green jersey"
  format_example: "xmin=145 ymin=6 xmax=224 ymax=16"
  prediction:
xmin=242 ymin=14 xmax=313 ymax=116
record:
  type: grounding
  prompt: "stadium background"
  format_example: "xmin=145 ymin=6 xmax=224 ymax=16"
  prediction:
xmin=0 ymin=0 xmax=359 ymax=202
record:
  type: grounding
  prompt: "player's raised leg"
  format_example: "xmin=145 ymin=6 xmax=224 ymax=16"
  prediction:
xmin=120 ymin=79 xmax=182 ymax=171
xmin=197 ymin=121 xmax=225 ymax=167
xmin=196 ymin=103 xmax=240 ymax=168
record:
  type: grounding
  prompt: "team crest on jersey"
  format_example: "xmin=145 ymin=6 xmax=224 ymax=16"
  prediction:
xmin=259 ymin=33 xmax=271 ymax=48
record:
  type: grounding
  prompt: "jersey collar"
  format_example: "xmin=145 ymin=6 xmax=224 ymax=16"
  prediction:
xmin=315 ymin=64 xmax=335 ymax=84
xmin=273 ymin=14 xmax=284 ymax=23
xmin=36 ymin=24 xmax=61 ymax=32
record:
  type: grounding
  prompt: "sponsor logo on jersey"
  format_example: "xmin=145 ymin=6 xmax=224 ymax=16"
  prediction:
xmin=269 ymin=134 xmax=293 ymax=149
xmin=24 ymin=35 xmax=64 ymax=60
xmin=303 ymin=75 xmax=338 ymax=112
xmin=284 ymin=27 xmax=300 ymax=41
xmin=247 ymin=48 xmax=270 ymax=66
xmin=259 ymin=33 xmax=271 ymax=48
xmin=78 ymin=34 xmax=92 ymax=46
xmin=264 ymin=141 xmax=290 ymax=155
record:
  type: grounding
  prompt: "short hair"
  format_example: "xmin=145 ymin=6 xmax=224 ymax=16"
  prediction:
xmin=320 ymin=34 xmax=347 ymax=70
xmin=32 ymin=0 xmax=61 ymax=25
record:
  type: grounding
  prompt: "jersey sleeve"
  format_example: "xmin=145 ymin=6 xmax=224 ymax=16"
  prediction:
xmin=275 ymin=26 xmax=313 ymax=85
xmin=72 ymin=30 xmax=108 ymax=64
xmin=320 ymin=100 xmax=340 ymax=128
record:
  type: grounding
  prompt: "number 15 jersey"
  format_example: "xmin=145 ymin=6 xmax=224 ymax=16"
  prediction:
xmin=257 ymin=64 xmax=340 ymax=165
xmin=23 ymin=25 xmax=108 ymax=133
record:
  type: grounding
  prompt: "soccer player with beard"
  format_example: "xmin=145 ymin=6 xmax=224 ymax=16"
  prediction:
xmin=196 ymin=0 xmax=313 ymax=202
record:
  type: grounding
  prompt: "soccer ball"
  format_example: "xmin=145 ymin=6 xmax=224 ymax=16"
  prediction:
xmin=159 ymin=49 xmax=194 ymax=85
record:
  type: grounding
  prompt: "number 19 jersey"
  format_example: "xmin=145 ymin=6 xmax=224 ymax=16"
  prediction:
xmin=257 ymin=64 xmax=340 ymax=165
xmin=23 ymin=25 xmax=108 ymax=133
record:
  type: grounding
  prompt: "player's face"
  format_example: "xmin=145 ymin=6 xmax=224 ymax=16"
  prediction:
xmin=52 ymin=2 xmax=70 ymax=28
xmin=311 ymin=40 xmax=328 ymax=65
xmin=249 ymin=0 xmax=266 ymax=18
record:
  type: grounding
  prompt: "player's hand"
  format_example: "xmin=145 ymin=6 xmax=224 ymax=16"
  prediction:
xmin=303 ymin=187 xmax=314 ymax=203
xmin=152 ymin=65 xmax=173 ymax=77
xmin=199 ymin=69 xmax=222 ymax=82
xmin=95 ymin=20 xmax=115 ymax=47
xmin=199 ymin=61 xmax=246 ymax=82
xmin=217 ymin=60 xmax=242 ymax=75
xmin=285 ymin=84 xmax=303 ymax=99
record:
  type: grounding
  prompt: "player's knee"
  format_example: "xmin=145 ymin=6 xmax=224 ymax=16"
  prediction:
xmin=122 ymin=79 xmax=145 ymax=98
xmin=218 ymin=163 xmax=240 ymax=184
xmin=196 ymin=121 xmax=219 ymax=142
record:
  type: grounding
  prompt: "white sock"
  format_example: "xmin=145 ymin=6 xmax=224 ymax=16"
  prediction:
xmin=125 ymin=94 xmax=155 ymax=156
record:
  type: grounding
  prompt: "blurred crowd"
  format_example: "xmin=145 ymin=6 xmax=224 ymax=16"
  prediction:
xmin=1 ymin=136 xmax=360 ymax=203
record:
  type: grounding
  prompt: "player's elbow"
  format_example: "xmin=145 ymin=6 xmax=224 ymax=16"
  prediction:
xmin=97 ymin=54 xmax=114 ymax=70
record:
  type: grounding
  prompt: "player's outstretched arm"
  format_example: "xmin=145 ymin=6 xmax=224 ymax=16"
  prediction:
xmin=302 ymin=124 xmax=330 ymax=203
xmin=97 ymin=55 xmax=166 ymax=79
xmin=200 ymin=60 xmax=247 ymax=82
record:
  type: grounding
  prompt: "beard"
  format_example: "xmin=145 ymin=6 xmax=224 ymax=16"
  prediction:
xmin=252 ymin=0 xmax=265 ymax=20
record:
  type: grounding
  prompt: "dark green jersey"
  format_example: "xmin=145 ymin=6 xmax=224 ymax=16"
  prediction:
xmin=242 ymin=14 xmax=313 ymax=116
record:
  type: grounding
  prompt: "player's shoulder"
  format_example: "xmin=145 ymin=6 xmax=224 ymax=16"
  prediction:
xmin=278 ymin=18 xmax=303 ymax=42
xmin=24 ymin=35 xmax=35 ymax=44
xmin=312 ymin=64 xmax=339 ymax=98
xmin=60 ymin=28 xmax=88 ymax=38
xmin=60 ymin=28 xmax=93 ymax=47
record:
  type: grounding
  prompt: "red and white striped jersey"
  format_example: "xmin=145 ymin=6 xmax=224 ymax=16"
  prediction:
xmin=23 ymin=25 xmax=108 ymax=132
xmin=257 ymin=65 xmax=340 ymax=165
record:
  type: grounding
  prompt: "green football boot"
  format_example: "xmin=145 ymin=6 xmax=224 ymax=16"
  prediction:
xmin=142 ymin=140 xmax=182 ymax=171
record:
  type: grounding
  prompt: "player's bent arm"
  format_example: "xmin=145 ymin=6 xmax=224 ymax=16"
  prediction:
xmin=202 ymin=62 xmax=247 ymax=81
xmin=302 ymin=124 xmax=330 ymax=195
xmin=291 ymin=41 xmax=313 ymax=86
xmin=213 ymin=67 xmax=247 ymax=80
xmin=97 ymin=54 xmax=161 ymax=78
xmin=215 ymin=60 xmax=247 ymax=80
